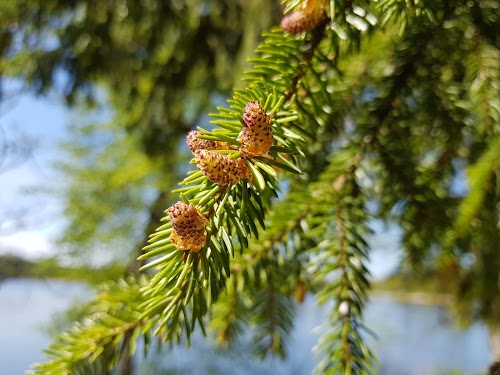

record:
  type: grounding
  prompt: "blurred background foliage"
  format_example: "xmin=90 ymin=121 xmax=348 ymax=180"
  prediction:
xmin=1 ymin=0 xmax=281 ymax=264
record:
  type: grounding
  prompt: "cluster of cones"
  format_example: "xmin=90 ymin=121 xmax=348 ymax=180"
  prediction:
xmin=168 ymin=101 xmax=273 ymax=252
xmin=167 ymin=0 xmax=327 ymax=253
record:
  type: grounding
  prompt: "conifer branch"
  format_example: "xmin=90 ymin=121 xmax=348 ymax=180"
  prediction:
xmin=30 ymin=278 xmax=147 ymax=375
xmin=285 ymin=17 xmax=330 ymax=102
xmin=28 ymin=1 xmax=499 ymax=374
xmin=308 ymin=143 xmax=376 ymax=374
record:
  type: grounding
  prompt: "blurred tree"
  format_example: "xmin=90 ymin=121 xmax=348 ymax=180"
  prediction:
xmin=1 ymin=0 xmax=280 ymax=265
xmin=1 ymin=0 xmax=499 ymax=374
xmin=0 ymin=124 xmax=38 ymax=236
xmin=0 ymin=125 xmax=33 ymax=174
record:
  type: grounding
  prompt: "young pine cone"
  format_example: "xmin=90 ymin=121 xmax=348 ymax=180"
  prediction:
xmin=195 ymin=149 xmax=249 ymax=185
xmin=170 ymin=230 xmax=207 ymax=252
xmin=168 ymin=202 xmax=208 ymax=236
xmin=239 ymin=101 xmax=273 ymax=157
xmin=168 ymin=202 xmax=208 ymax=252
xmin=280 ymin=0 xmax=325 ymax=34
xmin=187 ymin=130 xmax=228 ymax=153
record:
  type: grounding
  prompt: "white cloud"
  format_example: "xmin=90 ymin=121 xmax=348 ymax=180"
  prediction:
xmin=0 ymin=229 xmax=55 ymax=258
xmin=0 ymin=85 xmax=70 ymax=260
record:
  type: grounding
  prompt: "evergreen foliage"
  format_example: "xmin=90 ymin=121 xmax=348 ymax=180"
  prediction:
xmin=0 ymin=0 xmax=497 ymax=373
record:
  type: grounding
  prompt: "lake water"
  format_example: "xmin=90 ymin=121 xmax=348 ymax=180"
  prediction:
xmin=0 ymin=279 xmax=491 ymax=375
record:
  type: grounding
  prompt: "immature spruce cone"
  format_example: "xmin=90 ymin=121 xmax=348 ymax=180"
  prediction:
xmin=243 ymin=101 xmax=270 ymax=128
xmin=239 ymin=101 xmax=273 ymax=157
xmin=168 ymin=202 xmax=208 ymax=236
xmin=170 ymin=230 xmax=207 ymax=252
xmin=168 ymin=202 xmax=208 ymax=252
xmin=187 ymin=130 xmax=228 ymax=153
xmin=280 ymin=0 xmax=325 ymax=34
xmin=195 ymin=149 xmax=249 ymax=185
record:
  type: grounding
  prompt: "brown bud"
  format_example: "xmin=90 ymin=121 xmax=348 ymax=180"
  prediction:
xmin=187 ymin=130 xmax=229 ymax=153
xmin=168 ymin=202 xmax=208 ymax=252
xmin=195 ymin=149 xmax=249 ymax=185
xmin=170 ymin=230 xmax=207 ymax=252
xmin=280 ymin=0 xmax=325 ymax=34
xmin=240 ymin=101 xmax=273 ymax=157
xmin=168 ymin=202 xmax=208 ymax=237
xmin=243 ymin=101 xmax=271 ymax=129
xmin=293 ymin=282 xmax=307 ymax=303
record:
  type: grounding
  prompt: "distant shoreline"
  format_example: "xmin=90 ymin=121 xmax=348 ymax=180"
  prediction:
xmin=0 ymin=254 xmax=124 ymax=284
xmin=371 ymin=289 xmax=453 ymax=306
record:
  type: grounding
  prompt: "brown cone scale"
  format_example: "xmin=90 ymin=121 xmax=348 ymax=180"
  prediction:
xmin=195 ymin=149 xmax=249 ymax=185
xmin=168 ymin=202 xmax=208 ymax=252
xmin=239 ymin=101 xmax=273 ymax=157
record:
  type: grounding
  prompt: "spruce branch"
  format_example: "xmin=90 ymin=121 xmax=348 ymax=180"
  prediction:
xmin=137 ymin=0 xmax=383 ymax=366
xmin=136 ymin=21 xmax=339 ymax=352
xmin=354 ymin=24 xmax=449 ymax=267
xmin=28 ymin=1 xmax=495 ymax=374
xmin=250 ymin=285 xmax=295 ymax=358
xmin=309 ymin=146 xmax=377 ymax=375
xmin=30 ymin=278 xmax=146 ymax=375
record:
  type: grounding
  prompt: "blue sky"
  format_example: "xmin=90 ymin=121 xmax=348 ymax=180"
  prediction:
xmin=0 ymin=83 xmax=69 ymax=258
